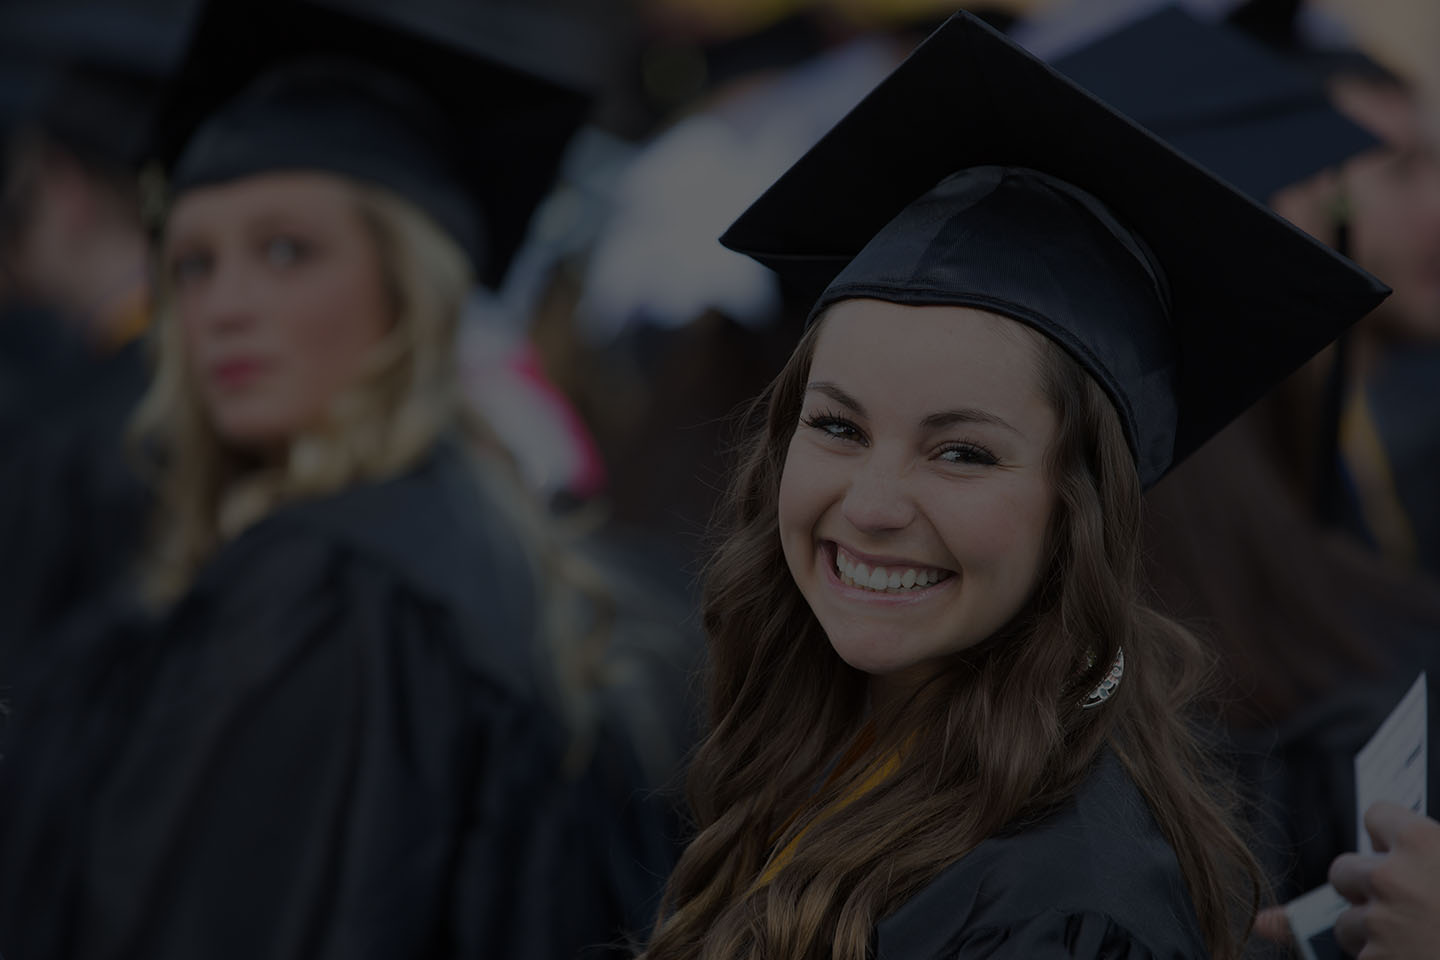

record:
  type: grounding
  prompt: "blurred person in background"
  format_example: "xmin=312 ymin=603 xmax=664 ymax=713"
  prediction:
xmin=0 ymin=0 xmax=671 ymax=957
xmin=1235 ymin=0 xmax=1440 ymax=575
xmin=0 ymin=36 xmax=77 ymax=444
xmin=0 ymin=2 xmax=183 ymax=674
xmin=1328 ymin=56 xmax=1440 ymax=576
xmin=1043 ymin=0 xmax=1440 ymax=913
xmin=3 ymin=76 xmax=151 ymax=354
xmin=1226 ymin=0 xmax=1440 ymax=905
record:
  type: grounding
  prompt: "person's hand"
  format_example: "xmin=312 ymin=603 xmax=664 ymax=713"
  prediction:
xmin=1252 ymin=905 xmax=1291 ymax=945
xmin=1329 ymin=802 xmax=1440 ymax=959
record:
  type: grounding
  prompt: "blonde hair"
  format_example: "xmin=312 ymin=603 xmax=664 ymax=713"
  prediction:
xmin=132 ymin=175 xmax=623 ymax=766
xmin=132 ymin=178 xmax=471 ymax=605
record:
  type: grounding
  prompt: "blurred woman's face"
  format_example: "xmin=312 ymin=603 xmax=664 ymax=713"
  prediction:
xmin=164 ymin=171 xmax=392 ymax=450
xmin=777 ymin=301 xmax=1058 ymax=706
xmin=1333 ymin=78 xmax=1440 ymax=340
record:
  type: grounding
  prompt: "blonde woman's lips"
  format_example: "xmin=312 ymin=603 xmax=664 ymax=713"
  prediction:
xmin=209 ymin=357 xmax=269 ymax=389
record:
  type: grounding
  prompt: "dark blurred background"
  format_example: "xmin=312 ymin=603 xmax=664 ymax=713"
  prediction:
xmin=0 ymin=0 xmax=1438 ymax=950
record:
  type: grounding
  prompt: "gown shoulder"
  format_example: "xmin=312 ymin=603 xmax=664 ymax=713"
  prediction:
xmin=0 ymin=448 xmax=628 ymax=960
xmin=875 ymin=751 xmax=1209 ymax=960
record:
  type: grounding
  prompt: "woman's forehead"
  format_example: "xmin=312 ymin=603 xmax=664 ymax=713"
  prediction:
xmin=166 ymin=171 xmax=358 ymax=234
xmin=810 ymin=300 xmax=1046 ymax=393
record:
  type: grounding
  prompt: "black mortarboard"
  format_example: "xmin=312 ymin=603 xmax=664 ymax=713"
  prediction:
xmin=1052 ymin=6 xmax=1378 ymax=203
xmin=1227 ymin=0 xmax=1406 ymax=88
xmin=152 ymin=0 xmax=594 ymax=287
xmin=0 ymin=49 xmax=46 ymax=142
xmin=0 ymin=0 xmax=190 ymax=170
xmin=719 ymin=13 xmax=1389 ymax=489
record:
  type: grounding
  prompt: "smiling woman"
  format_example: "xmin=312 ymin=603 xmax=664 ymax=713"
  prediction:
xmin=638 ymin=13 xmax=1390 ymax=960
xmin=779 ymin=303 xmax=1056 ymax=695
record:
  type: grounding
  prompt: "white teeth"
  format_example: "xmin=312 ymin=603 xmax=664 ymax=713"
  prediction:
xmin=833 ymin=547 xmax=947 ymax=594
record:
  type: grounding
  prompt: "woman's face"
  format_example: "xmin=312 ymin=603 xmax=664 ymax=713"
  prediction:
xmin=778 ymin=300 xmax=1058 ymax=702
xmin=1334 ymin=78 xmax=1440 ymax=340
xmin=164 ymin=171 xmax=392 ymax=450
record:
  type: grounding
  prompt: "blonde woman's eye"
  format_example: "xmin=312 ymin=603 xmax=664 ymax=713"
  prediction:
xmin=169 ymin=251 xmax=212 ymax=286
xmin=263 ymin=236 xmax=308 ymax=267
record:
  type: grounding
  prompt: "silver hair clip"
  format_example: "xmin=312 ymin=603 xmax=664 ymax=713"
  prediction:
xmin=1081 ymin=648 xmax=1124 ymax=709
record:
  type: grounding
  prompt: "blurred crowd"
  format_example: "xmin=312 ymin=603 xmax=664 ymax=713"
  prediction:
xmin=0 ymin=0 xmax=1437 ymax=957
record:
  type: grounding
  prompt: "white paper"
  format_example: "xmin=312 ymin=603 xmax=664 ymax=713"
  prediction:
xmin=1284 ymin=884 xmax=1349 ymax=960
xmin=1282 ymin=672 xmax=1428 ymax=952
xmin=1354 ymin=672 xmax=1428 ymax=854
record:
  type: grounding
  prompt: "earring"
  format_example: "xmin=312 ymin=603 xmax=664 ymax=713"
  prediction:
xmin=1081 ymin=648 xmax=1124 ymax=709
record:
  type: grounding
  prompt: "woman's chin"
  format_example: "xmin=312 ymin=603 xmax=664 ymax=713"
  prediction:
xmin=826 ymin=631 xmax=922 ymax=678
xmin=209 ymin=409 xmax=302 ymax=456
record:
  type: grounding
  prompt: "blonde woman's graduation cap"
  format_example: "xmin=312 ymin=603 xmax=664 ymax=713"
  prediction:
xmin=151 ymin=0 xmax=595 ymax=287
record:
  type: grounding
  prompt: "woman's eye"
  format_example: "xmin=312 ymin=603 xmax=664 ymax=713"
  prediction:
xmin=168 ymin=251 xmax=212 ymax=286
xmin=263 ymin=235 xmax=308 ymax=267
xmin=803 ymin=414 xmax=863 ymax=443
xmin=938 ymin=443 xmax=999 ymax=467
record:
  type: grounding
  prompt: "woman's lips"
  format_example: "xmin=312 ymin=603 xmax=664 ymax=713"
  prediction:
xmin=827 ymin=540 xmax=952 ymax=572
xmin=819 ymin=540 xmax=957 ymax=605
xmin=209 ymin=357 xmax=270 ymax=389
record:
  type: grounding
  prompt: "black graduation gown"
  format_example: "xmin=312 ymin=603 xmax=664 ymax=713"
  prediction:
xmin=0 ymin=444 xmax=639 ymax=960
xmin=0 ymin=300 xmax=87 ymax=448
xmin=0 ymin=339 xmax=149 ymax=680
xmin=874 ymin=751 xmax=1208 ymax=960
xmin=1230 ymin=664 xmax=1440 ymax=902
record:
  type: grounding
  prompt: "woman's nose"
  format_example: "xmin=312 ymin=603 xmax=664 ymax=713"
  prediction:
xmin=188 ymin=257 xmax=259 ymax=336
xmin=840 ymin=453 xmax=916 ymax=535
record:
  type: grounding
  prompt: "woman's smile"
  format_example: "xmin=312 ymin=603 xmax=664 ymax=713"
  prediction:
xmin=778 ymin=301 xmax=1057 ymax=679
xmin=821 ymin=540 xmax=957 ymax=605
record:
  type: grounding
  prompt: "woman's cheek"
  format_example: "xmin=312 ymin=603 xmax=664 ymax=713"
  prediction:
xmin=779 ymin=441 xmax=826 ymax=528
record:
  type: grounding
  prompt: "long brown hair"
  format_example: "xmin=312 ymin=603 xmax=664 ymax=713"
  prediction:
xmin=642 ymin=310 xmax=1263 ymax=960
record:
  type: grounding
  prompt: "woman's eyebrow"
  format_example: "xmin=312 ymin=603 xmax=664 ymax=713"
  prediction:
xmin=806 ymin=381 xmax=866 ymax=415
xmin=808 ymin=382 xmax=1021 ymax=435
xmin=246 ymin=212 xmax=315 ymax=233
xmin=920 ymin=409 xmax=1020 ymax=435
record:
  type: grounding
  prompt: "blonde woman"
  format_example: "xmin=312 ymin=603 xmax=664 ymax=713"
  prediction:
xmin=0 ymin=3 xmax=646 ymax=959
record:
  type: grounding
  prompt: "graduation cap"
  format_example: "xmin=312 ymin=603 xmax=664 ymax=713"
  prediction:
xmin=1051 ymin=5 xmax=1378 ymax=204
xmin=0 ymin=49 xmax=47 ymax=144
xmin=0 ymin=0 xmax=191 ymax=170
xmin=719 ymin=12 xmax=1389 ymax=489
xmin=1226 ymin=0 xmax=1405 ymax=86
xmin=1226 ymin=0 xmax=1304 ymax=51
xmin=152 ymin=0 xmax=595 ymax=287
